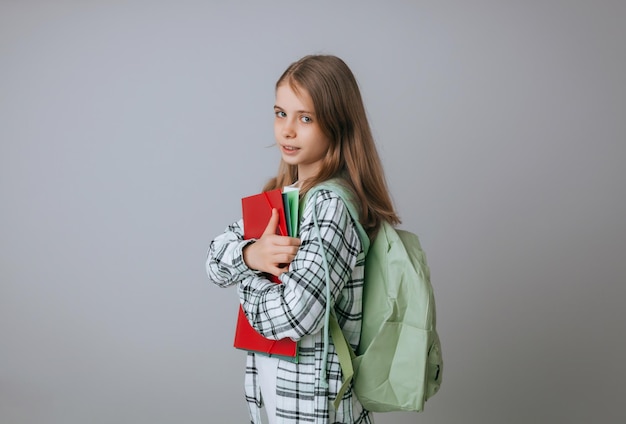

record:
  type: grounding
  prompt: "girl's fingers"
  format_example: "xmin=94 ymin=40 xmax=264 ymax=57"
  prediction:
xmin=262 ymin=209 xmax=280 ymax=237
xmin=271 ymin=236 xmax=300 ymax=247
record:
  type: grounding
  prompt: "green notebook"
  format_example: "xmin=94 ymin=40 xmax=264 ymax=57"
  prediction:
xmin=282 ymin=186 xmax=300 ymax=236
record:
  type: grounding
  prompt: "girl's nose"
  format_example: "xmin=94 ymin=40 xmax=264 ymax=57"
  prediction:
xmin=282 ymin=120 xmax=295 ymax=138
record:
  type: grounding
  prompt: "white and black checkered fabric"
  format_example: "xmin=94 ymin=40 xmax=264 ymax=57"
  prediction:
xmin=207 ymin=189 xmax=373 ymax=423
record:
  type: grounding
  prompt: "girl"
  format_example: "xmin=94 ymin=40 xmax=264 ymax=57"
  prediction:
xmin=206 ymin=55 xmax=399 ymax=424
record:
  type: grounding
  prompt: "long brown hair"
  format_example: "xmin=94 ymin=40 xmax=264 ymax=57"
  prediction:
xmin=263 ymin=55 xmax=400 ymax=235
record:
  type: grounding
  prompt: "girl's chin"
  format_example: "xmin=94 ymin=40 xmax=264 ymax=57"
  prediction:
xmin=280 ymin=154 xmax=300 ymax=165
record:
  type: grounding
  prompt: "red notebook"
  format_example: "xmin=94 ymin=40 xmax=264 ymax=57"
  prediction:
xmin=233 ymin=189 xmax=298 ymax=361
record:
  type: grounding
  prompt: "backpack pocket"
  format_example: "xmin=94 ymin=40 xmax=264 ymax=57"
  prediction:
xmin=353 ymin=322 xmax=431 ymax=412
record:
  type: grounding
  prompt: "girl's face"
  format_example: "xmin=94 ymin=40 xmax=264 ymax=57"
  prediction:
xmin=274 ymin=83 xmax=330 ymax=182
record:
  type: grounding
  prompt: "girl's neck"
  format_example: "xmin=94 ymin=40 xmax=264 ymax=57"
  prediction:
xmin=297 ymin=165 xmax=319 ymax=187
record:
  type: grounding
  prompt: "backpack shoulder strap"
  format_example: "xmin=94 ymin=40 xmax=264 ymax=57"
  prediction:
xmin=303 ymin=179 xmax=368 ymax=409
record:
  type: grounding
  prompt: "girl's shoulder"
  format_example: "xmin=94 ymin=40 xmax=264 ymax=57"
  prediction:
xmin=301 ymin=187 xmax=344 ymax=215
xmin=301 ymin=180 xmax=369 ymax=248
xmin=302 ymin=180 xmax=359 ymax=221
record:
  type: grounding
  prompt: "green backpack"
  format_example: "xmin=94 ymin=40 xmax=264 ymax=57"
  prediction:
xmin=306 ymin=181 xmax=443 ymax=413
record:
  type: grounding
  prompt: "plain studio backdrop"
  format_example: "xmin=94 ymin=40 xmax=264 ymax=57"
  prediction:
xmin=1 ymin=1 xmax=624 ymax=423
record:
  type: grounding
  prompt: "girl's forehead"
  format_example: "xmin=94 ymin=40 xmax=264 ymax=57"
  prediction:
xmin=275 ymin=83 xmax=314 ymax=110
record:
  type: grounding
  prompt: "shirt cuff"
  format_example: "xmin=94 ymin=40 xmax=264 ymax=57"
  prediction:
xmin=234 ymin=239 xmax=260 ymax=276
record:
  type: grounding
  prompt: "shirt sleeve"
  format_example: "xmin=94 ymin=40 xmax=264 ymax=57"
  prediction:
xmin=238 ymin=190 xmax=361 ymax=340
xmin=206 ymin=219 xmax=260 ymax=288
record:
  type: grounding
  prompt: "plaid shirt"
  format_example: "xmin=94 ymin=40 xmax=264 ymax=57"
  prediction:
xmin=207 ymin=189 xmax=373 ymax=424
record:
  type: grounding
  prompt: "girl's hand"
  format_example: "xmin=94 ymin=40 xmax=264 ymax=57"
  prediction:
xmin=243 ymin=208 xmax=301 ymax=277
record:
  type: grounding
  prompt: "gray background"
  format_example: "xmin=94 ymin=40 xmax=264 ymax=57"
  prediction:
xmin=1 ymin=1 xmax=624 ymax=423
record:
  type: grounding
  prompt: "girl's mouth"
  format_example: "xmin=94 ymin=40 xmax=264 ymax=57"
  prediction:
xmin=281 ymin=145 xmax=300 ymax=154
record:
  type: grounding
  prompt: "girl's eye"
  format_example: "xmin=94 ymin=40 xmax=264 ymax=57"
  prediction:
xmin=275 ymin=111 xmax=286 ymax=118
xmin=300 ymin=115 xmax=312 ymax=123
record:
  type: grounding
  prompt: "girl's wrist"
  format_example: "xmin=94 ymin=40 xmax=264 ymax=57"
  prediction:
xmin=242 ymin=240 xmax=258 ymax=270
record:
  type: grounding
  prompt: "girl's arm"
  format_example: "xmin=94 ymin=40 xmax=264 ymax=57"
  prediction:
xmin=206 ymin=219 xmax=260 ymax=287
xmin=238 ymin=190 xmax=361 ymax=340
